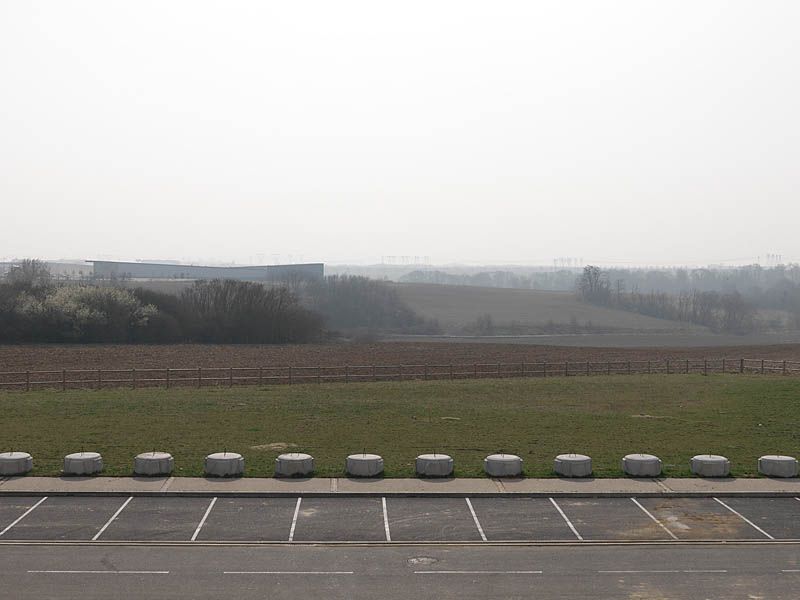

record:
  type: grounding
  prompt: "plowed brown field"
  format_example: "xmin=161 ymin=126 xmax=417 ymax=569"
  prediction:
xmin=1 ymin=342 xmax=800 ymax=371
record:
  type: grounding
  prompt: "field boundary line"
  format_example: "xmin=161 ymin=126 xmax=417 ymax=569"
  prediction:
xmin=1 ymin=357 xmax=797 ymax=392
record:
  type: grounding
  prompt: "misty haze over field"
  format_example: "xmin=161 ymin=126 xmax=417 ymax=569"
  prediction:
xmin=1 ymin=1 xmax=798 ymax=267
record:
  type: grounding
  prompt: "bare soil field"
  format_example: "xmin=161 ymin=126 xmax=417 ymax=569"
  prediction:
xmin=2 ymin=342 xmax=800 ymax=372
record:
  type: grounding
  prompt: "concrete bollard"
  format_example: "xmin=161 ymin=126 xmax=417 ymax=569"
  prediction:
xmin=484 ymin=453 xmax=523 ymax=477
xmin=134 ymin=451 xmax=174 ymax=476
xmin=346 ymin=453 xmax=384 ymax=477
xmin=554 ymin=454 xmax=592 ymax=477
xmin=63 ymin=451 xmax=103 ymax=475
xmin=204 ymin=452 xmax=244 ymax=477
xmin=758 ymin=455 xmax=798 ymax=478
xmin=690 ymin=454 xmax=730 ymax=477
xmin=0 ymin=451 xmax=33 ymax=476
xmin=415 ymin=453 xmax=454 ymax=477
xmin=275 ymin=453 xmax=315 ymax=477
xmin=621 ymin=453 xmax=662 ymax=477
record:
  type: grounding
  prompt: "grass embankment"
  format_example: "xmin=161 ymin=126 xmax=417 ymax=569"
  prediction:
xmin=2 ymin=375 xmax=798 ymax=477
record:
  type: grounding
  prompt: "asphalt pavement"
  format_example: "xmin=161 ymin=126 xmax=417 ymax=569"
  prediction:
xmin=2 ymin=544 xmax=800 ymax=599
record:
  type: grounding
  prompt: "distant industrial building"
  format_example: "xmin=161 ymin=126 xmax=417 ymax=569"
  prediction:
xmin=90 ymin=260 xmax=324 ymax=282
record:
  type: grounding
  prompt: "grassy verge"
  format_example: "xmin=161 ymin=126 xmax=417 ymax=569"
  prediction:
xmin=2 ymin=375 xmax=798 ymax=477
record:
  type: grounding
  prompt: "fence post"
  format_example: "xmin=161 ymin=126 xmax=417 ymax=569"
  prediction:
xmin=424 ymin=365 xmax=428 ymax=380
xmin=166 ymin=368 xmax=170 ymax=389
xmin=740 ymin=358 xmax=744 ymax=374
xmin=399 ymin=364 xmax=403 ymax=381
xmin=258 ymin=367 xmax=262 ymax=386
xmin=372 ymin=364 xmax=376 ymax=382
xmin=543 ymin=362 xmax=547 ymax=378
xmin=345 ymin=365 xmax=349 ymax=383
xmin=783 ymin=360 xmax=787 ymax=376
xmin=607 ymin=361 xmax=611 ymax=375
xmin=586 ymin=361 xmax=590 ymax=376
xmin=132 ymin=368 xmax=136 ymax=390
xmin=198 ymin=367 xmax=202 ymax=388
xmin=26 ymin=370 xmax=30 ymax=392
xmin=564 ymin=362 xmax=569 ymax=377
xmin=722 ymin=358 xmax=726 ymax=373
xmin=627 ymin=361 xmax=631 ymax=375
xmin=760 ymin=359 xmax=765 ymax=375
xmin=686 ymin=359 xmax=689 ymax=374
xmin=647 ymin=360 xmax=651 ymax=375
xmin=288 ymin=366 xmax=293 ymax=385
xmin=474 ymin=363 xmax=478 ymax=379
xmin=666 ymin=360 xmax=670 ymax=375
xmin=704 ymin=359 xmax=708 ymax=376
xmin=521 ymin=362 xmax=525 ymax=378
xmin=97 ymin=369 xmax=101 ymax=390
xmin=450 ymin=364 xmax=454 ymax=380
xmin=317 ymin=367 xmax=321 ymax=384
xmin=229 ymin=367 xmax=233 ymax=387
xmin=63 ymin=369 xmax=67 ymax=391
xmin=497 ymin=363 xmax=501 ymax=378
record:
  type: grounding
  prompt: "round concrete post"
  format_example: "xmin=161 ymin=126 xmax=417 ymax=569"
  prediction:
xmin=346 ymin=453 xmax=384 ymax=477
xmin=690 ymin=454 xmax=730 ymax=477
xmin=758 ymin=455 xmax=798 ymax=478
xmin=483 ymin=453 xmax=523 ymax=477
xmin=63 ymin=451 xmax=103 ymax=475
xmin=275 ymin=452 xmax=315 ymax=477
xmin=204 ymin=452 xmax=244 ymax=477
xmin=621 ymin=453 xmax=662 ymax=477
xmin=134 ymin=451 xmax=174 ymax=476
xmin=554 ymin=453 xmax=592 ymax=477
xmin=0 ymin=451 xmax=33 ymax=476
xmin=415 ymin=453 xmax=454 ymax=477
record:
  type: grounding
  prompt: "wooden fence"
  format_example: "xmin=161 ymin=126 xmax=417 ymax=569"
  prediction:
xmin=0 ymin=358 xmax=799 ymax=392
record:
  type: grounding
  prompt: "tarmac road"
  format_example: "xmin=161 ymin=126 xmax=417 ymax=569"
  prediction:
xmin=1 ymin=543 xmax=799 ymax=599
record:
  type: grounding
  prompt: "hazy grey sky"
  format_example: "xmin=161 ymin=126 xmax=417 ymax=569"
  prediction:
xmin=2 ymin=1 xmax=798 ymax=266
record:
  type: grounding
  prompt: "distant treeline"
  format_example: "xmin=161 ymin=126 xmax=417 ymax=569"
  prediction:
xmin=303 ymin=275 xmax=440 ymax=336
xmin=400 ymin=269 xmax=578 ymax=291
xmin=576 ymin=266 xmax=760 ymax=333
xmin=0 ymin=261 xmax=436 ymax=343
xmin=592 ymin=264 xmax=800 ymax=318
xmin=402 ymin=265 xmax=800 ymax=323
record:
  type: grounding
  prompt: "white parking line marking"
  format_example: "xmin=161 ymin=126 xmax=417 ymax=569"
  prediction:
xmin=0 ymin=497 xmax=47 ymax=537
xmin=288 ymin=497 xmax=302 ymax=542
xmin=549 ymin=497 xmax=583 ymax=541
xmin=782 ymin=569 xmax=800 ymax=573
xmin=631 ymin=497 xmax=678 ymax=540
xmin=190 ymin=497 xmax=217 ymax=542
xmin=381 ymin=497 xmax=391 ymax=542
xmin=415 ymin=570 xmax=542 ymax=575
xmin=92 ymin=496 xmax=132 ymax=541
xmin=28 ymin=570 xmax=169 ymax=575
xmin=224 ymin=571 xmax=354 ymax=575
xmin=465 ymin=498 xmax=487 ymax=542
xmin=713 ymin=497 xmax=774 ymax=540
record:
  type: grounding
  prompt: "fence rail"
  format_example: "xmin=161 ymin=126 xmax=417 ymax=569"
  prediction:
xmin=0 ymin=358 xmax=799 ymax=392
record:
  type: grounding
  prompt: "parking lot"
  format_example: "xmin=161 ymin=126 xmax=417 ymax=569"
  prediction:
xmin=1 ymin=495 xmax=799 ymax=543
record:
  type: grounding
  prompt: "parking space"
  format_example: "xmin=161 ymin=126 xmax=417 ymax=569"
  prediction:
xmin=0 ymin=495 xmax=797 ymax=543
xmin=385 ymin=497 xmax=483 ymax=542
xmin=293 ymin=497 xmax=386 ymax=541
xmin=1 ymin=496 xmax=121 ymax=540
xmin=556 ymin=498 xmax=671 ymax=541
xmin=0 ymin=497 xmax=42 ymax=534
xmin=721 ymin=498 xmax=800 ymax=540
xmin=196 ymin=497 xmax=298 ymax=541
xmin=469 ymin=497 xmax=576 ymax=541
xmin=637 ymin=498 xmax=771 ymax=540
xmin=100 ymin=497 xmax=213 ymax=541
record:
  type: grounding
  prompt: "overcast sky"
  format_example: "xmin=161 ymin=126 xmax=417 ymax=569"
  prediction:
xmin=1 ymin=1 xmax=798 ymax=267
